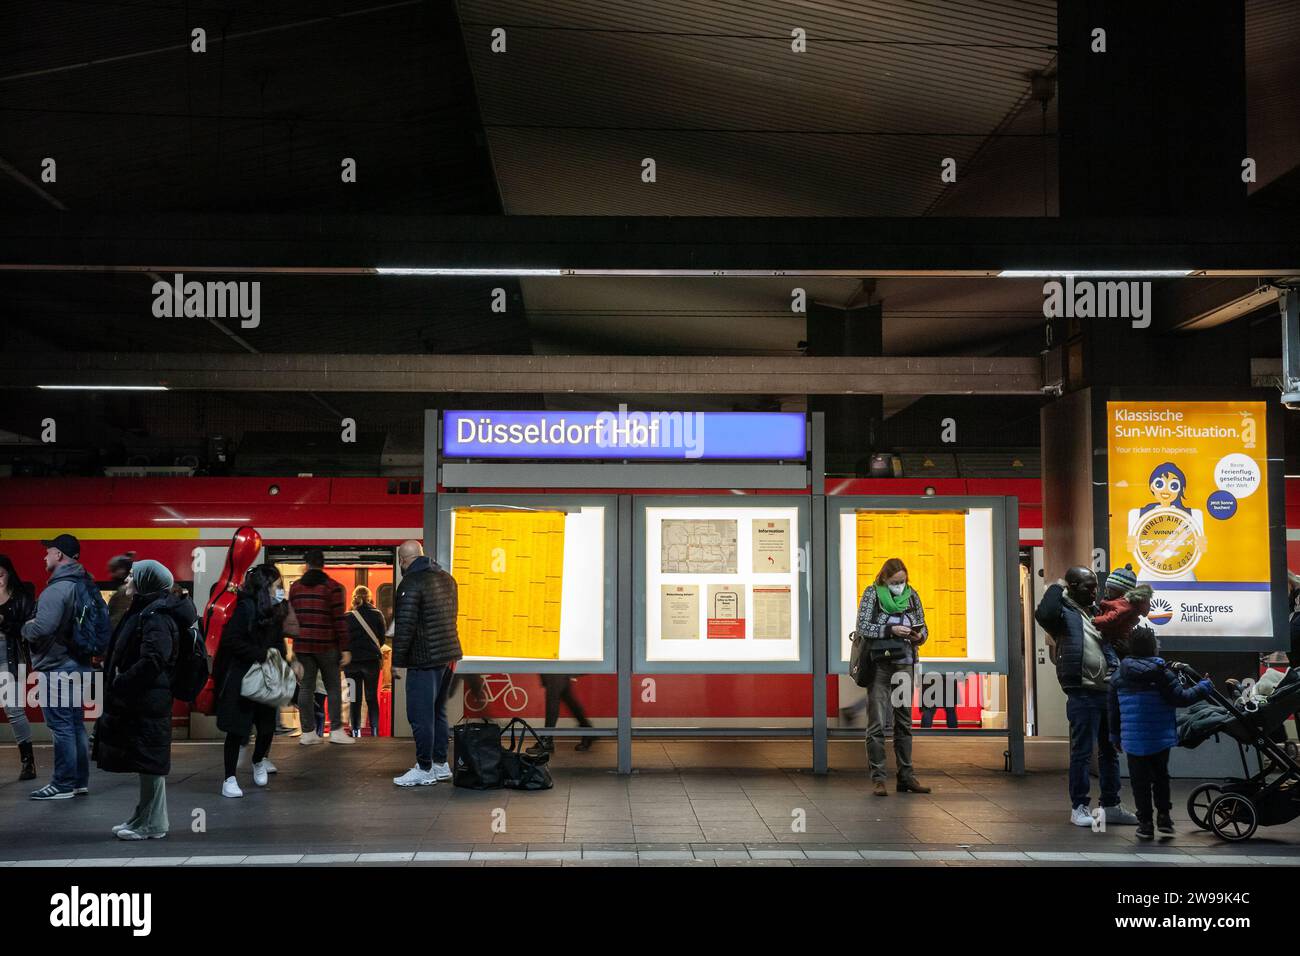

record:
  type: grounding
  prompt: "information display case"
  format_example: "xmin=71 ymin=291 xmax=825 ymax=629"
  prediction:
xmin=827 ymin=496 xmax=1017 ymax=675
xmin=635 ymin=496 xmax=812 ymax=672
xmin=435 ymin=493 xmax=618 ymax=673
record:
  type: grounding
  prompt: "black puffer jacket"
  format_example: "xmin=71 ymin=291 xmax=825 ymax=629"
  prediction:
xmin=393 ymin=557 xmax=461 ymax=669
xmin=94 ymin=590 xmax=197 ymax=776
xmin=1034 ymin=582 xmax=1118 ymax=692
xmin=346 ymin=602 xmax=387 ymax=663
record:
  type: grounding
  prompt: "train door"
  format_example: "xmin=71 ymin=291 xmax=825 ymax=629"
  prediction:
xmin=1029 ymin=546 xmax=1069 ymax=737
xmin=265 ymin=545 xmax=397 ymax=737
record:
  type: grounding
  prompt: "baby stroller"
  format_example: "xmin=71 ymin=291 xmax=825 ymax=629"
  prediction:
xmin=1175 ymin=663 xmax=1300 ymax=842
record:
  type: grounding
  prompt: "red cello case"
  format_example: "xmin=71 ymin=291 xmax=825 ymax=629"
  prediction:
xmin=192 ymin=526 xmax=263 ymax=715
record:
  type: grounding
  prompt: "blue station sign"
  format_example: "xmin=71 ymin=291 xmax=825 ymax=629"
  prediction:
xmin=443 ymin=410 xmax=807 ymax=461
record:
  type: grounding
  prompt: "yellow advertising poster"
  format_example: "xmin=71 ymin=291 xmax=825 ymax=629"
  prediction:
xmin=1107 ymin=401 xmax=1270 ymax=638
xmin=855 ymin=511 xmax=967 ymax=658
xmin=451 ymin=508 xmax=565 ymax=659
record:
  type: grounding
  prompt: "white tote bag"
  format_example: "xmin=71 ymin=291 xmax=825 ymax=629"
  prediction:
xmin=241 ymin=648 xmax=299 ymax=707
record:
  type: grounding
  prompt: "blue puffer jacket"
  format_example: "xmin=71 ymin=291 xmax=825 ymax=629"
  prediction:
xmin=1107 ymin=656 xmax=1213 ymax=756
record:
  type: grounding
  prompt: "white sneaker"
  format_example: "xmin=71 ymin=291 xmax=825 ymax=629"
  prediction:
xmin=221 ymin=776 xmax=244 ymax=799
xmin=393 ymin=765 xmax=438 ymax=787
xmin=431 ymin=761 xmax=453 ymax=781
xmin=1103 ymin=803 xmax=1140 ymax=825
xmin=299 ymin=730 xmax=323 ymax=746
xmin=116 ymin=827 xmax=165 ymax=841
xmin=112 ymin=821 xmax=133 ymax=834
xmin=329 ymin=731 xmax=355 ymax=745
xmin=261 ymin=758 xmax=278 ymax=774
xmin=252 ymin=761 xmax=270 ymax=787
xmin=1071 ymin=804 xmax=1095 ymax=827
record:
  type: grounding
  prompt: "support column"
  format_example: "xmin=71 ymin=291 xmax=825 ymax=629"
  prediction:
xmin=1040 ymin=390 xmax=1096 ymax=582
xmin=1005 ymin=497 xmax=1026 ymax=775
xmin=810 ymin=412 xmax=828 ymax=774
xmin=617 ymin=495 xmax=633 ymax=774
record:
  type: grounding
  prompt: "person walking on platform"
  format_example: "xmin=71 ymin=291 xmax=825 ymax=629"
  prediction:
xmin=392 ymin=540 xmax=462 ymax=787
xmin=22 ymin=534 xmax=99 ymax=801
xmin=855 ymin=558 xmax=932 ymax=796
xmin=289 ymin=549 xmax=352 ymax=745
xmin=0 ymin=555 xmax=37 ymax=781
xmin=93 ymin=559 xmax=195 ymax=840
xmin=1035 ymin=565 xmax=1139 ymax=828
xmin=531 ymin=675 xmax=596 ymax=754
xmin=215 ymin=564 xmax=300 ymax=798
xmin=345 ymin=585 xmax=385 ymax=738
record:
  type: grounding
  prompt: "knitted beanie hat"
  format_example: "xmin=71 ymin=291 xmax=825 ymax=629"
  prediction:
xmin=1106 ymin=564 xmax=1138 ymax=594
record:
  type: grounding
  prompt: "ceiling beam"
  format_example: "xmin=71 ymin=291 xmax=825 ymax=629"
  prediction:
xmin=0 ymin=353 xmax=1044 ymax=395
xmin=0 ymin=214 xmax=1297 ymax=275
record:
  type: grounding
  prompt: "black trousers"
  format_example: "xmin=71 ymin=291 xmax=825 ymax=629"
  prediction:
xmin=1127 ymin=749 xmax=1172 ymax=823
xmin=541 ymin=675 xmax=592 ymax=730
xmin=224 ymin=703 xmax=276 ymax=778
xmin=346 ymin=660 xmax=381 ymax=734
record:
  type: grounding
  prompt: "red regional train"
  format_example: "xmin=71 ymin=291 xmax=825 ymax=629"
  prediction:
xmin=1 ymin=475 xmax=1295 ymax=739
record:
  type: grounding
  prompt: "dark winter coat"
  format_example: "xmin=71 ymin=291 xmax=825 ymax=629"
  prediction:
xmin=0 ymin=583 xmax=34 ymax=676
xmin=1107 ymin=655 xmax=1212 ymax=757
xmin=93 ymin=590 xmax=197 ymax=776
xmin=214 ymin=593 xmax=289 ymax=736
xmin=392 ymin=557 xmax=462 ymax=670
xmin=346 ymin=603 xmax=387 ymax=662
xmin=1034 ymin=583 xmax=1118 ymax=692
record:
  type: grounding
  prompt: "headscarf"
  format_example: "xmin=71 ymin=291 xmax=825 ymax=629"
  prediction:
xmin=130 ymin=559 xmax=174 ymax=597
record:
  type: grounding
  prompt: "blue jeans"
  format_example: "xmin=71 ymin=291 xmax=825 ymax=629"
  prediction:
xmin=406 ymin=665 xmax=451 ymax=770
xmin=1066 ymin=688 xmax=1120 ymax=809
xmin=41 ymin=662 xmax=90 ymax=791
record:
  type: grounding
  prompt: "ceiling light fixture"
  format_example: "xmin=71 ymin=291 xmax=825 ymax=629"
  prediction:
xmin=37 ymin=384 xmax=169 ymax=391
xmin=998 ymin=269 xmax=1195 ymax=279
xmin=374 ymin=267 xmax=564 ymax=276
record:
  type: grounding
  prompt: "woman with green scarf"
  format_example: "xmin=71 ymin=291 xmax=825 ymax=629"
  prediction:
xmin=854 ymin=557 xmax=930 ymax=797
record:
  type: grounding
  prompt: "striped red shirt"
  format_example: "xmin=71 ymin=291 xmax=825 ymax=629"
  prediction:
xmin=288 ymin=570 xmax=348 ymax=655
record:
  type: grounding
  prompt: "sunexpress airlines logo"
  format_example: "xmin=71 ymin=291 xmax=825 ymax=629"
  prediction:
xmin=1043 ymin=276 xmax=1151 ymax=329
xmin=1148 ymin=597 xmax=1174 ymax=625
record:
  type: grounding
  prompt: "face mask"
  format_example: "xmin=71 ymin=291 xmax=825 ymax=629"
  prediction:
xmin=888 ymin=582 xmax=906 ymax=596
xmin=272 ymin=588 xmax=286 ymax=604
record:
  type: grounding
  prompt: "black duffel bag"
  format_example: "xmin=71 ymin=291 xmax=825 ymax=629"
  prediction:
xmin=452 ymin=718 xmax=505 ymax=789
xmin=500 ymin=717 xmax=554 ymax=791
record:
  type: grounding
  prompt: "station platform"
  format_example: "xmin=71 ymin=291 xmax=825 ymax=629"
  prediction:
xmin=0 ymin=738 xmax=1296 ymax=867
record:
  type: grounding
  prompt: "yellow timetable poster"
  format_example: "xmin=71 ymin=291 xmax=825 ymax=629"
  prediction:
xmin=854 ymin=511 xmax=967 ymax=658
xmin=451 ymin=509 xmax=565 ymax=659
xmin=1107 ymin=400 xmax=1271 ymax=638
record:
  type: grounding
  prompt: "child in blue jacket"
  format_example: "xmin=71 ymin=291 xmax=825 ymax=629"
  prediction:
xmin=1108 ymin=628 xmax=1214 ymax=839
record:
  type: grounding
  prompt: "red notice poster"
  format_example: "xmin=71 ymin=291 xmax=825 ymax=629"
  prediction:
xmin=706 ymin=584 xmax=744 ymax=638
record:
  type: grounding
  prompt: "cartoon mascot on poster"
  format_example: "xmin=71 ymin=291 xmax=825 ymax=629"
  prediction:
xmin=1125 ymin=461 xmax=1207 ymax=582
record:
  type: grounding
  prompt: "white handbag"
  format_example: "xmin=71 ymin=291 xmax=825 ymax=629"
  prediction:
xmin=241 ymin=648 xmax=299 ymax=707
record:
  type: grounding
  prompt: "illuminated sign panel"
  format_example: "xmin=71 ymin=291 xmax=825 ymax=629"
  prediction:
xmin=1107 ymin=400 xmax=1271 ymax=639
xmin=443 ymin=410 xmax=806 ymax=461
